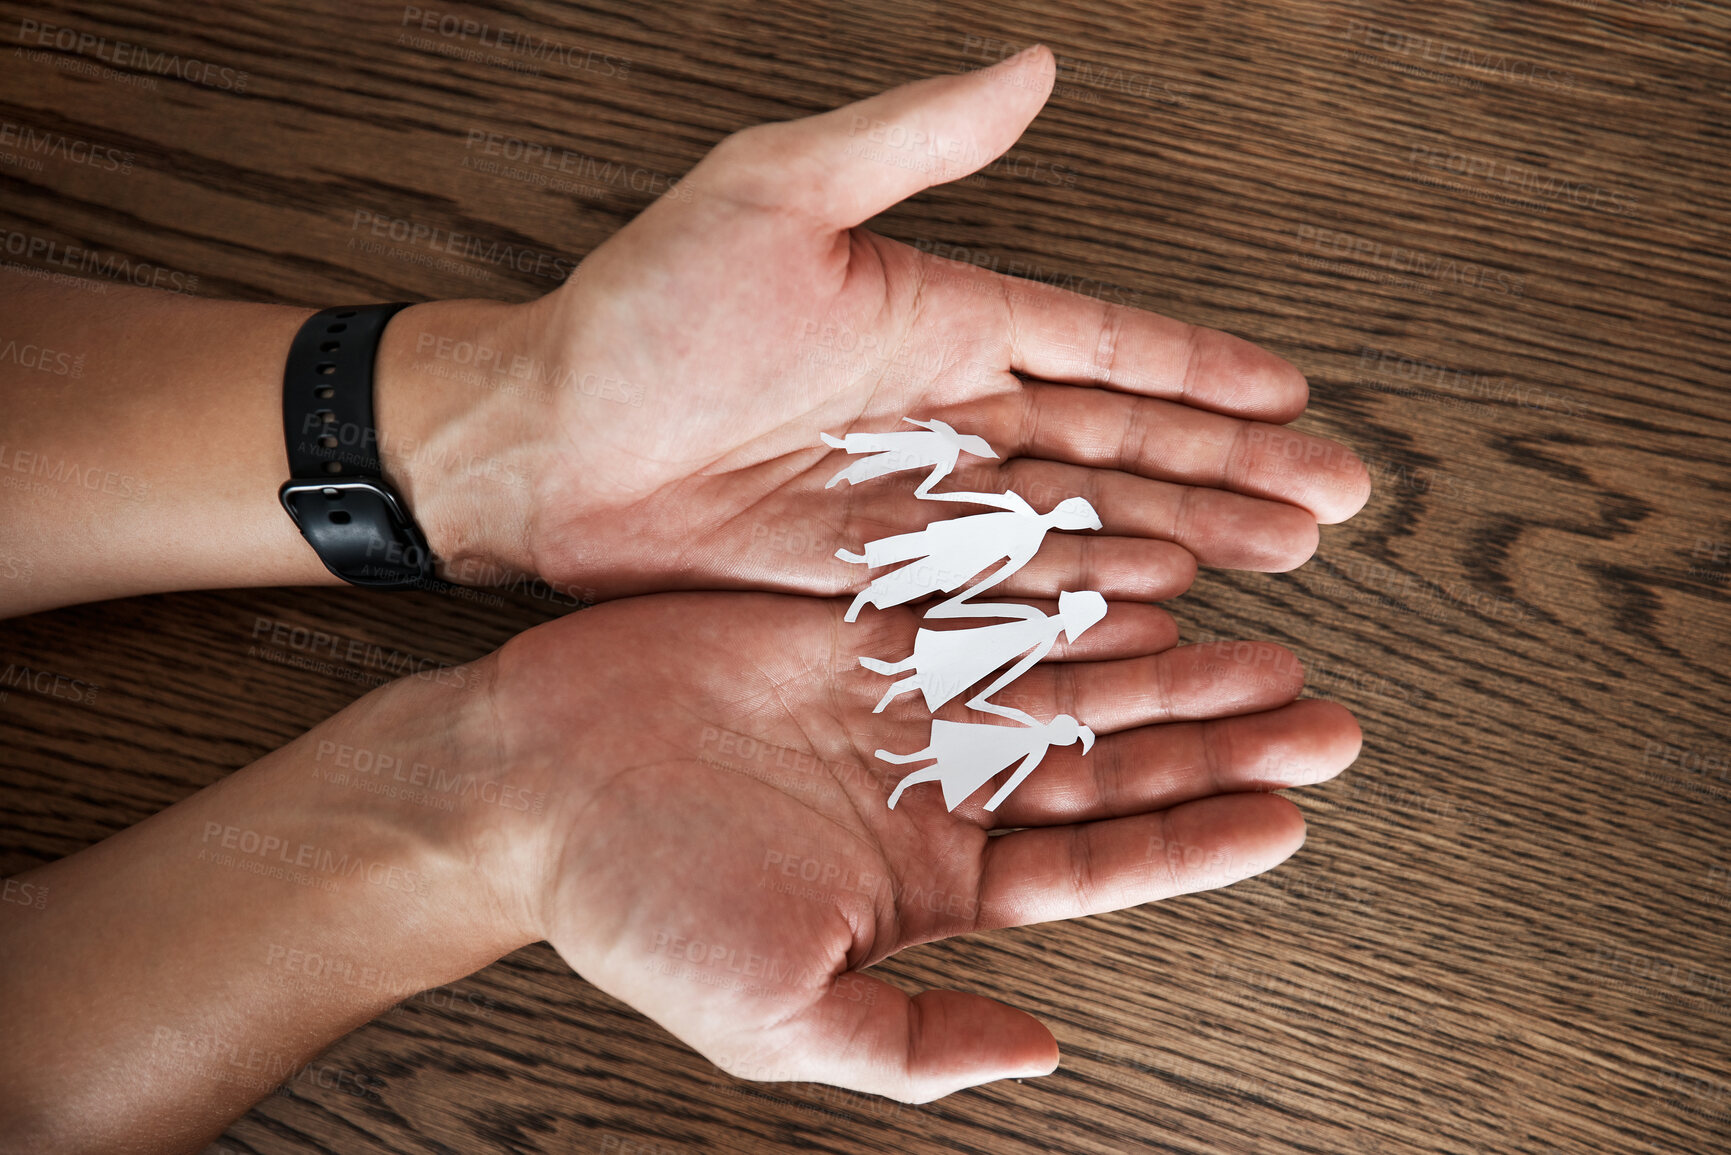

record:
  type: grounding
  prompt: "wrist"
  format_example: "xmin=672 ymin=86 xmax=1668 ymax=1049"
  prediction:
xmin=0 ymin=659 xmax=543 ymax=1149
xmin=310 ymin=655 xmax=552 ymax=956
xmin=372 ymin=298 xmax=547 ymax=587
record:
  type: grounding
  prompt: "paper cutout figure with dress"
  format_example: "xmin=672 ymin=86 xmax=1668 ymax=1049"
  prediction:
xmin=820 ymin=418 xmax=996 ymax=498
xmin=880 ymin=714 xmax=1097 ymax=812
xmin=819 ymin=418 xmax=1106 ymax=814
xmin=862 ymin=590 xmax=1108 ymax=720
xmin=837 ymin=494 xmax=1101 ymax=622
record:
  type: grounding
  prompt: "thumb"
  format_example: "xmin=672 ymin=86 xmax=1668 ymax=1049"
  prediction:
xmin=766 ymin=974 xmax=1059 ymax=1103
xmin=700 ymin=46 xmax=1056 ymax=231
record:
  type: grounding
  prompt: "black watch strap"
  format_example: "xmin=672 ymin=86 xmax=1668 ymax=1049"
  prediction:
xmin=278 ymin=303 xmax=436 ymax=589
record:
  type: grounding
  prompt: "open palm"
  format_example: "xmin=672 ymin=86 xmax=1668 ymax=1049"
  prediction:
xmin=487 ymin=47 xmax=1370 ymax=600
xmin=485 ymin=592 xmax=1361 ymax=1101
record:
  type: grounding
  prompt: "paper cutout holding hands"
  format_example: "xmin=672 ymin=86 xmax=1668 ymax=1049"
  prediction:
xmin=820 ymin=418 xmax=997 ymax=498
xmin=821 ymin=416 xmax=1106 ymax=814
xmin=837 ymin=495 xmax=1102 ymax=622
xmin=862 ymin=590 xmax=1108 ymax=721
xmin=880 ymin=714 xmax=1096 ymax=812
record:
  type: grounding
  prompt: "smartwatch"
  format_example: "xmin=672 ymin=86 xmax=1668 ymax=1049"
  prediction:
xmin=277 ymin=303 xmax=436 ymax=589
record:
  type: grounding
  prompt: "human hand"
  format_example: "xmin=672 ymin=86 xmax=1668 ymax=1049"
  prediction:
xmin=381 ymin=47 xmax=1371 ymax=600
xmin=480 ymin=592 xmax=1361 ymax=1101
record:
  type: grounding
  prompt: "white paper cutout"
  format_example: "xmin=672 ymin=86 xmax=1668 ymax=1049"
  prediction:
xmin=821 ymin=418 xmax=997 ymax=498
xmin=836 ymin=495 xmax=1101 ymax=623
xmin=880 ymin=715 xmax=1096 ymax=812
xmin=821 ymin=418 xmax=1106 ymax=812
xmin=862 ymin=590 xmax=1108 ymax=721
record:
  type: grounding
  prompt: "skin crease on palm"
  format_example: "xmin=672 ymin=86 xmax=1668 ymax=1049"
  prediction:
xmin=479 ymin=593 xmax=1363 ymax=1103
xmin=397 ymin=44 xmax=1371 ymax=598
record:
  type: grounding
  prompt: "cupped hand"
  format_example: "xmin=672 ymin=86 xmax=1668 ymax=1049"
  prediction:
xmin=391 ymin=47 xmax=1370 ymax=599
xmin=479 ymin=593 xmax=1361 ymax=1101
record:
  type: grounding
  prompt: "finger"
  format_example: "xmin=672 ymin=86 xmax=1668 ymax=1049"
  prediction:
xmin=975 ymin=641 xmax=1305 ymax=735
xmin=826 ymin=493 xmax=1196 ymax=603
xmin=975 ymin=793 xmax=1306 ymax=930
xmin=984 ymin=699 xmax=1363 ymax=828
xmin=765 ymin=980 xmax=1058 ymax=1103
xmin=985 ymin=536 xmax=1196 ymax=603
xmin=1038 ymin=600 xmax=1179 ymax=660
xmin=943 ymin=385 xmax=1372 ymax=525
xmin=992 ymin=457 xmax=1321 ymax=572
xmin=924 ymin=256 xmax=1310 ymax=421
xmin=889 ymin=598 xmax=1179 ymax=662
xmin=704 ymin=47 xmax=1056 ymax=231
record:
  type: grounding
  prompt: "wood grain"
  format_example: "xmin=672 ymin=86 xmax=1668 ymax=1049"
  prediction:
xmin=1 ymin=0 xmax=1727 ymax=1151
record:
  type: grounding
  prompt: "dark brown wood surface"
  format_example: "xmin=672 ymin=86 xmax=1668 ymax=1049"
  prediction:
xmin=2 ymin=0 xmax=1728 ymax=1151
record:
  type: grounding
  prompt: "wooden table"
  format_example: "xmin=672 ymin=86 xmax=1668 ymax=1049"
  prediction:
xmin=2 ymin=1 xmax=1727 ymax=1151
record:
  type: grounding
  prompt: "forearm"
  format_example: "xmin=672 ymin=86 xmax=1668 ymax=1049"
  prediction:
xmin=0 ymin=270 xmax=330 ymax=614
xmin=0 ymin=662 xmax=540 ymax=1154
xmin=0 ymin=271 xmax=537 ymax=617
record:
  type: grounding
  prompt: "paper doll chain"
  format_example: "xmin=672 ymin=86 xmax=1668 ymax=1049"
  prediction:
xmin=821 ymin=418 xmax=1105 ymax=813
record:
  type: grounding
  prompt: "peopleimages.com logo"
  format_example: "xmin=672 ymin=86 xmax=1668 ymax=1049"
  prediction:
xmin=15 ymin=18 xmax=249 ymax=90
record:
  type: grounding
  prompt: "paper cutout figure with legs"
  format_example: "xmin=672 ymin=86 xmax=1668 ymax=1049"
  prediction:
xmin=862 ymin=590 xmax=1108 ymax=718
xmin=837 ymin=495 xmax=1101 ymax=622
xmin=819 ymin=418 xmax=1105 ymax=814
xmin=880 ymin=714 xmax=1097 ymax=812
xmin=820 ymin=418 xmax=997 ymax=497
